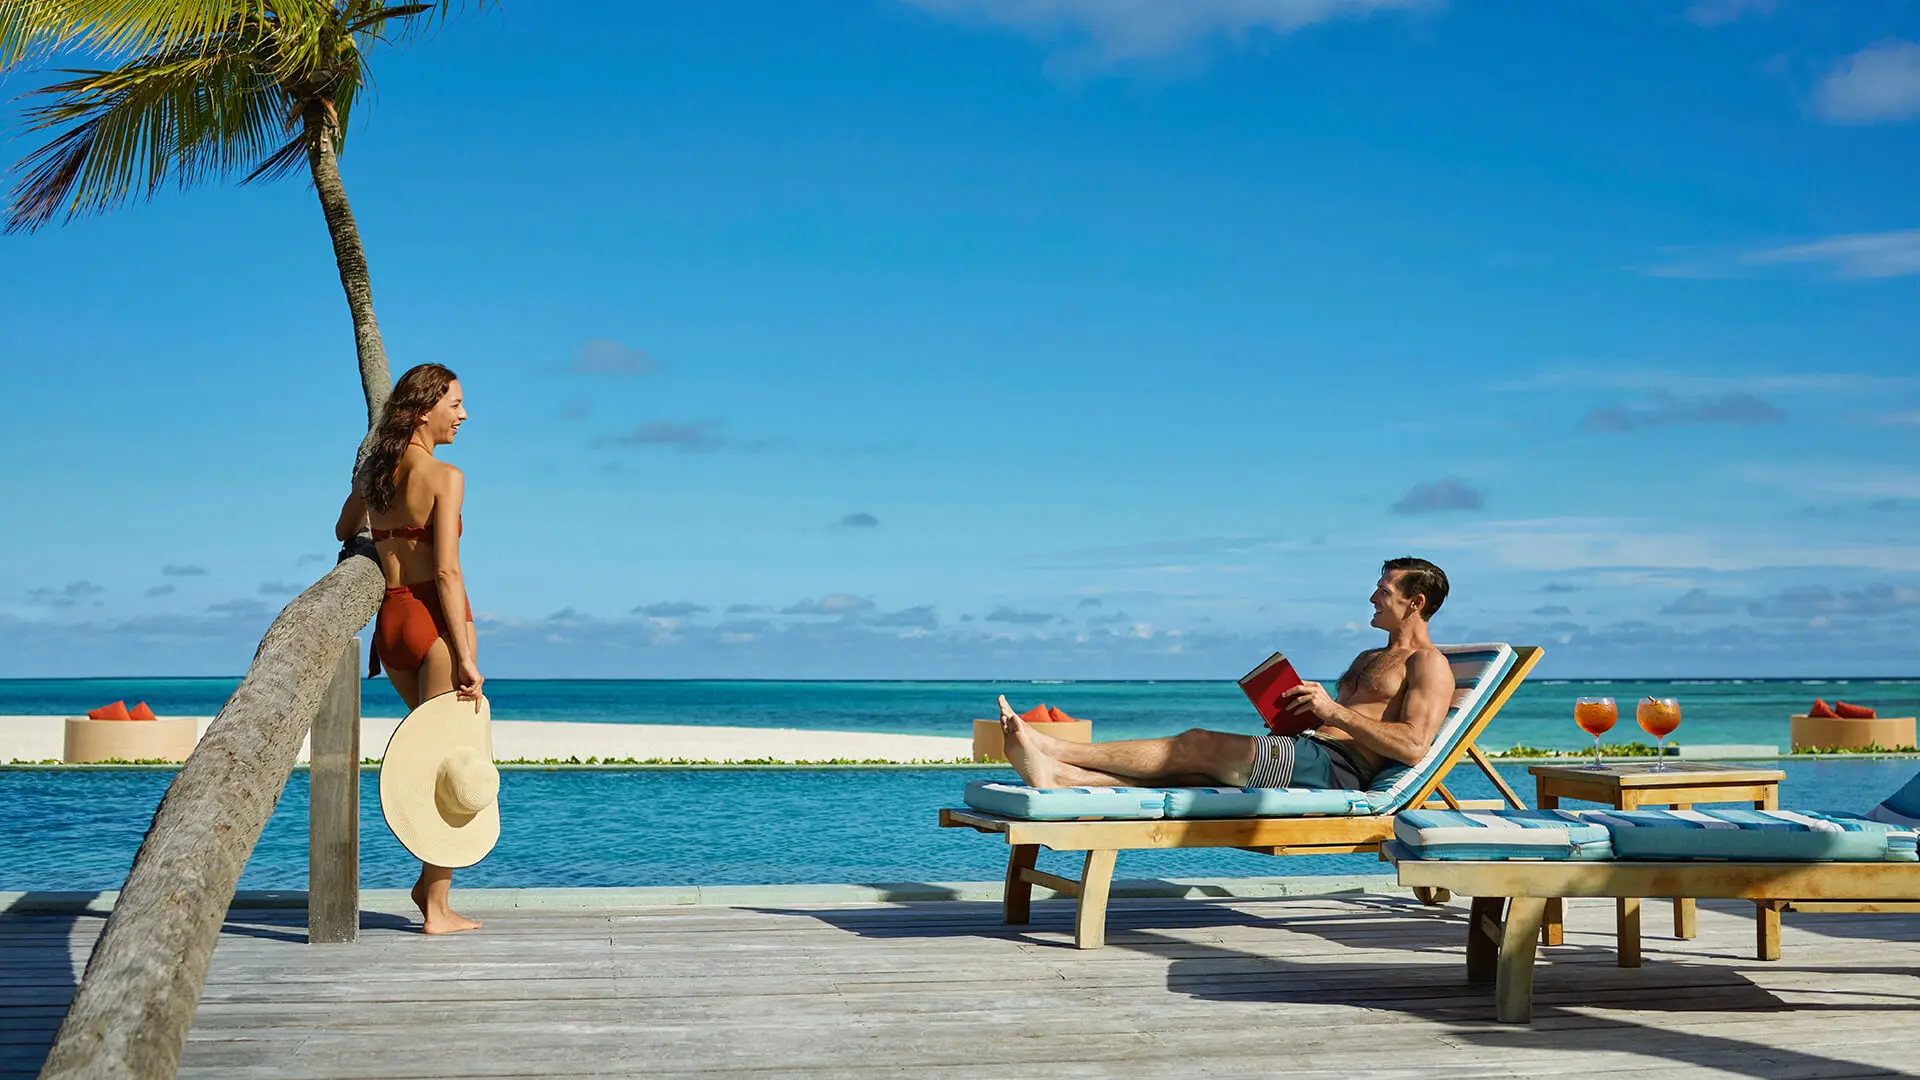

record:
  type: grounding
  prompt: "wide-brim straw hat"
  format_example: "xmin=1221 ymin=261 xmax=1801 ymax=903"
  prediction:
xmin=380 ymin=692 xmax=500 ymax=868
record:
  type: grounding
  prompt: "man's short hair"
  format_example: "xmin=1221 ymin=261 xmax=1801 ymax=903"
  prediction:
xmin=1382 ymin=557 xmax=1448 ymax=619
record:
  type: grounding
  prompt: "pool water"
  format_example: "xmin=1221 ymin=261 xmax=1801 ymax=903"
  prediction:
xmin=2 ymin=759 xmax=1912 ymax=892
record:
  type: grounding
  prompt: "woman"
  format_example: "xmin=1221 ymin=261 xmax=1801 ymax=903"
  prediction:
xmin=336 ymin=363 xmax=485 ymax=935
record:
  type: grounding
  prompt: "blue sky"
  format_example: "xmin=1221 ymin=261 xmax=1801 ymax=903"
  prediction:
xmin=2 ymin=0 xmax=1917 ymax=679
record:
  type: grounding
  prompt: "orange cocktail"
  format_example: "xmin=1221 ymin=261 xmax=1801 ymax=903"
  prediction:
xmin=1636 ymin=696 xmax=1681 ymax=771
xmin=1575 ymin=697 xmax=1617 ymax=769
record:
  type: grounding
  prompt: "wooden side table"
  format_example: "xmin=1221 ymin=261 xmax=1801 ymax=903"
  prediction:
xmin=1529 ymin=761 xmax=1787 ymax=965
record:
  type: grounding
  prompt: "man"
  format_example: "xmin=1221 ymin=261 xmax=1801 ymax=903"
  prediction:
xmin=1000 ymin=557 xmax=1456 ymax=792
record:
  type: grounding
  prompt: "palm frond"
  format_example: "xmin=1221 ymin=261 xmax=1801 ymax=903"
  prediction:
xmin=4 ymin=36 xmax=293 ymax=230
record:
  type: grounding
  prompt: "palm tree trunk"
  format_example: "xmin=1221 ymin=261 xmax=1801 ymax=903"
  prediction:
xmin=36 ymin=557 xmax=387 ymax=1080
xmin=305 ymin=101 xmax=392 ymax=426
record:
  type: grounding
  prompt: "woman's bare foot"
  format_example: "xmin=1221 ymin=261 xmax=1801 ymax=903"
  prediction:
xmin=414 ymin=870 xmax=482 ymax=934
xmin=998 ymin=695 xmax=1060 ymax=788
xmin=422 ymin=908 xmax=483 ymax=935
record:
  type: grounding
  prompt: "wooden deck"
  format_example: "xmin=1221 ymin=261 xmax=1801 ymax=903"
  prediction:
xmin=5 ymin=891 xmax=1918 ymax=1078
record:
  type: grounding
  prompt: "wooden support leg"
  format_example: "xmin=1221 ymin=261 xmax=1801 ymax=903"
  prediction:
xmin=1074 ymin=850 xmax=1117 ymax=950
xmin=1004 ymin=844 xmax=1039 ymax=925
xmin=1757 ymin=900 xmax=1783 ymax=961
xmin=1536 ymin=791 xmax=1564 ymax=946
xmin=1616 ymin=897 xmax=1641 ymax=968
xmin=1496 ymin=897 xmax=1548 ymax=1024
xmin=1671 ymin=802 xmax=1696 ymax=939
xmin=1466 ymin=897 xmax=1504 ymax=984
xmin=308 ymin=638 xmax=361 ymax=946
xmin=1413 ymin=886 xmax=1452 ymax=906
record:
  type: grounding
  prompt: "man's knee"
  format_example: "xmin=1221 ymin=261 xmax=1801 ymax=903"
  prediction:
xmin=1171 ymin=728 xmax=1250 ymax=773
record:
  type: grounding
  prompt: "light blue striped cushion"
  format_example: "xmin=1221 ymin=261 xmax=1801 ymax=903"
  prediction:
xmin=1392 ymin=808 xmax=1614 ymax=861
xmin=1163 ymin=786 xmax=1371 ymax=819
xmin=1366 ymin=644 xmax=1519 ymax=813
xmin=961 ymin=642 xmax=1521 ymax=822
xmin=963 ymin=781 xmax=1166 ymax=820
xmin=1592 ymin=809 xmax=1919 ymax=863
xmin=1868 ymin=769 xmax=1920 ymax=829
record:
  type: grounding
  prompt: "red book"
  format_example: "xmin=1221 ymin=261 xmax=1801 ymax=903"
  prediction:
xmin=1239 ymin=652 xmax=1317 ymax=736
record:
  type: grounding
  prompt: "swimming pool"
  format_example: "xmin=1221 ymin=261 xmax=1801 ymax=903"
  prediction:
xmin=2 ymin=759 xmax=1912 ymax=892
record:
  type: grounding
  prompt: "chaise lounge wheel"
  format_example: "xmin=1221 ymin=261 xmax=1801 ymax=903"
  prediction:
xmin=1414 ymin=886 xmax=1451 ymax=905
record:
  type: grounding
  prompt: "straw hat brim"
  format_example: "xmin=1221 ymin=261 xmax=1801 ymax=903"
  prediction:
xmin=379 ymin=691 xmax=500 ymax=869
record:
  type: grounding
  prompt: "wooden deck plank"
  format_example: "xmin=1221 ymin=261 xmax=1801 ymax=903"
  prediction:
xmin=7 ymin=892 xmax=1917 ymax=1078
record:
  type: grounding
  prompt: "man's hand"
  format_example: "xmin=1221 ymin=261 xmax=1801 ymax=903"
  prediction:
xmin=1281 ymin=681 xmax=1339 ymax=723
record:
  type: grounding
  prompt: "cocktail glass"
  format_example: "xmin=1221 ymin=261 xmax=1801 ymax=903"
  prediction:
xmin=1636 ymin=696 xmax=1681 ymax=772
xmin=1574 ymin=696 xmax=1617 ymax=769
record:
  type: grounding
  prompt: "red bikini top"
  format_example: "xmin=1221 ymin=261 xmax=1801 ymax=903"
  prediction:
xmin=371 ymin=441 xmax=461 ymax=542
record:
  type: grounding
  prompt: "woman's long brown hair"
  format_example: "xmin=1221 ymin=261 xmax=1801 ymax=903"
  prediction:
xmin=361 ymin=364 xmax=459 ymax=513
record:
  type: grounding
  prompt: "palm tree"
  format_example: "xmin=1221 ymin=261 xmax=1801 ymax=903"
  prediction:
xmin=2 ymin=0 xmax=477 ymax=422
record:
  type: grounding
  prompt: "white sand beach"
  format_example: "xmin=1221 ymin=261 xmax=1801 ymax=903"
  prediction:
xmin=0 ymin=716 xmax=976 ymax=764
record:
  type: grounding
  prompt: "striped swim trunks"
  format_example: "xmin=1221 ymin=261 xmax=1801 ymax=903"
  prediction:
xmin=1246 ymin=734 xmax=1367 ymax=791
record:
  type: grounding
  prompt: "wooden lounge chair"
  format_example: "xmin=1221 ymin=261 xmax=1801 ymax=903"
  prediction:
xmin=938 ymin=643 xmax=1543 ymax=949
xmin=1390 ymin=850 xmax=1920 ymax=1024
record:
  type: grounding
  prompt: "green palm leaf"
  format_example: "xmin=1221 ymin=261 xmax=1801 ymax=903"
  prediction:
xmin=4 ymin=1 xmax=465 ymax=231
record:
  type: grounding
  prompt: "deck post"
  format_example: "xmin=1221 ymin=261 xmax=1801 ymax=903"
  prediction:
xmin=309 ymin=637 xmax=362 ymax=944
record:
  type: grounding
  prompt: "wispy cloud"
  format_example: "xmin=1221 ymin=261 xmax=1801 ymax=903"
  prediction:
xmin=1682 ymin=0 xmax=1776 ymax=28
xmin=162 ymin=564 xmax=207 ymax=577
xmin=258 ymin=581 xmax=302 ymax=596
xmin=1391 ymin=477 xmax=1484 ymax=515
xmin=1659 ymin=588 xmax=1743 ymax=616
xmin=26 ymin=580 xmax=105 ymax=608
xmin=631 ymin=601 xmax=710 ymax=617
xmin=603 ymin=420 xmax=727 ymax=453
xmin=833 ymin=512 xmax=880 ymax=530
xmin=1636 ymin=228 xmax=1920 ymax=280
xmin=985 ymin=604 xmax=1057 ymax=625
xmin=1028 ymin=535 xmax=1288 ymax=570
xmin=1744 ymin=229 xmax=1920 ymax=278
xmin=1815 ymin=40 xmax=1920 ymax=125
xmin=1583 ymin=391 xmax=1783 ymax=432
xmin=1747 ymin=582 xmax=1920 ymax=619
xmin=781 ymin=594 xmax=877 ymax=616
xmin=897 ymin=0 xmax=1431 ymax=68
xmin=869 ymin=605 xmax=939 ymax=630
xmin=571 ymin=339 xmax=664 ymax=376
xmin=1505 ymin=365 xmax=1920 ymax=396
xmin=145 ymin=584 xmax=176 ymax=598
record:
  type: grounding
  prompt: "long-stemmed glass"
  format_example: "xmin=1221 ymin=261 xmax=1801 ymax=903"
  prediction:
xmin=1636 ymin=696 xmax=1681 ymax=772
xmin=1574 ymin=697 xmax=1617 ymax=769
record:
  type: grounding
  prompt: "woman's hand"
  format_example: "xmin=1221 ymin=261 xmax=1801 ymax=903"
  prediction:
xmin=457 ymin=657 xmax=485 ymax=709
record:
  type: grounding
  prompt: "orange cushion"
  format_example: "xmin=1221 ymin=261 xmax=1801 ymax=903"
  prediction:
xmin=129 ymin=701 xmax=157 ymax=722
xmin=87 ymin=700 xmax=132 ymax=722
xmin=1808 ymin=699 xmax=1839 ymax=719
xmin=1020 ymin=704 xmax=1053 ymax=724
xmin=1047 ymin=706 xmax=1082 ymax=724
xmin=1834 ymin=701 xmax=1878 ymax=720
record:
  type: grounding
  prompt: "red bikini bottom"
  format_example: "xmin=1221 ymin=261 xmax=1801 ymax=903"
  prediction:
xmin=374 ymin=582 xmax=472 ymax=674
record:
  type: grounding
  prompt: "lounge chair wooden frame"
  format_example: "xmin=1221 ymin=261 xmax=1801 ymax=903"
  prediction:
xmin=938 ymin=645 xmax=1544 ymax=949
xmin=1390 ymin=855 xmax=1920 ymax=1024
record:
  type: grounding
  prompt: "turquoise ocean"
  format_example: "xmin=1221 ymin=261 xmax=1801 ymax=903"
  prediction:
xmin=3 ymin=678 xmax=1915 ymax=893
xmin=4 ymin=676 xmax=1917 ymax=750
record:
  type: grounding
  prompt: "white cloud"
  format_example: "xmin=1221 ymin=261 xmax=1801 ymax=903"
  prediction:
xmin=897 ymin=0 xmax=1431 ymax=66
xmin=1816 ymin=40 xmax=1920 ymax=125
xmin=1743 ymin=229 xmax=1920 ymax=279
xmin=1635 ymin=229 xmax=1920 ymax=280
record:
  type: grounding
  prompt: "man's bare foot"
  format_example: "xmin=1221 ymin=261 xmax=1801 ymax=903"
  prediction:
xmin=998 ymin=695 xmax=1059 ymax=788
